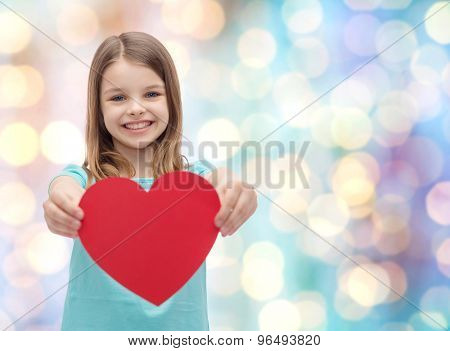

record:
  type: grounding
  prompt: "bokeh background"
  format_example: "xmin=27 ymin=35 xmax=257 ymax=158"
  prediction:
xmin=0 ymin=0 xmax=449 ymax=331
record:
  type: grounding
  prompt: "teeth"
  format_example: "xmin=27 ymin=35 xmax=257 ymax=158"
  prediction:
xmin=124 ymin=121 xmax=152 ymax=130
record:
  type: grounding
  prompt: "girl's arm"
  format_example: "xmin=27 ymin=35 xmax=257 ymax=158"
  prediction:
xmin=44 ymin=176 xmax=85 ymax=238
xmin=203 ymin=167 xmax=257 ymax=237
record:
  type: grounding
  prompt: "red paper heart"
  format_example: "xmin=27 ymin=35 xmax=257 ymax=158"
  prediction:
xmin=77 ymin=170 xmax=221 ymax=306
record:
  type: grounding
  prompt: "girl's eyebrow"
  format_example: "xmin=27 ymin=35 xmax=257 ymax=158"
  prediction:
xmin=103 ymin=84 xmax=165 ymax=95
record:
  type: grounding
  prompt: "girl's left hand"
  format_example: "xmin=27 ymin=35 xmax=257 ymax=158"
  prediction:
xmin=205 ymin=168 xmax=258 ymax=237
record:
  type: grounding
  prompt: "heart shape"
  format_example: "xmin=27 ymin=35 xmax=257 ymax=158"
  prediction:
xmin=77 ymin=170 xmax=221 ymax=306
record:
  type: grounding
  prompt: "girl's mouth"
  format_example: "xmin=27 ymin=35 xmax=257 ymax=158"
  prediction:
xmin=121 ymin=121 xmax=154 ymax=133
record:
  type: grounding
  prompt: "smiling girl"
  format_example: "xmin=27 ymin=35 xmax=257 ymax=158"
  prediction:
xmin=43 ymin=32 xmax=257 ymax=331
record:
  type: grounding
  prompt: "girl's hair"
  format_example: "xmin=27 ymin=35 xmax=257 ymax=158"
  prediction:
xmin=82 ymin=31 xmax=188 ymax=188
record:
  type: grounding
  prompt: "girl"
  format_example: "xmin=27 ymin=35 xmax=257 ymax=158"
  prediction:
xmin=43 ymin=32 xmax=257 ymax=331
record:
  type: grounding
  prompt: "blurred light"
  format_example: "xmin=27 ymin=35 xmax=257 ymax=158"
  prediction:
xmin=376 ymin=21 xmax=417 ymax=66
xmin=331 ymin=108 xmax=373 ymax=150
xmin=374 ymin=227 xmax=410 ymax=256
xmin=0 ymin=310 xmax=14 ymax=331
xmin=311 ymin=106 xmax=336 ymax=148
xmin=207 ymin=258 xmax=241 ymax=296
xmin=375 ymin=104 xmax=413 ymax=134
xmin=424 ymin=2 xmax=450 ymax=45
xmin=241 ymin=241 xmax=284 ymax=301
xmin=339 ymin=263 xmax=390 ymax=307
xmin=258 ymin=299 xmax=301 ymax=330
xmin=0 ymin=65 xmax=44 ymax=109
xmin=270 ymin=153 xmax=312 ymax=193
xmin=378 ymin=160 xmax=419 ymax=200
xmin=187 ymin=59 xmax=233 ymax=102
xmin=2 ymin=248 xmax=38 ymax=288
xmin=381 ymin=322 xmax=413 ymax=330
xmin=272 ymin=72 xmax=317 ymax=129
xmin=1 ymin=284 xmax=46 ymax=322
xmin=330 ymin=79 xmax=374 ymax=113
xmin=420 ymin=286 xmax=450 ymax=329
xmin=347 ymin=202 xmax=374 ymax=219
xmin=239 ymin=112 xmax=280 ymax=141
xmin=196 ymin=118 xmax=241 ymax=162
xmin=231 ymin=63 xmax=272 ymax=100
xmin=0 ymin=65 xmax=27 ymax=108
xmin=162 ymin=0 xmax=225 ymax=40
xmin=331 ymin=154 xmax=377 ymax=207
xmin=356 ymin=63 xmax=391 ymax=101
xmin=242 ymin=156 xmax=273 ymax=194
xmin=380 ymin=0 xmax=411 ymax=9
xmin=0 ymin=122 xmax=39 ymax=166
xmin=372 ymin=121 xmax=411 ymax=147
xmin=207 ymin=233 xmax=244 ymax=269
xmin=0 ymin=11 xmax=32 ymax=54
xmin=297 ymin=225 xmax=354 ymax=265
xmin=0 ymin=182 xmax=35 ymax=226
xmin=307 ymin=193 xmax=350 ymax=237
xmin=443 ymin=63 xmax=450 ymax=98
xmin=410 ymin=44 xmax=448 ymax=85
xmin=238 ymin=0 xmax=271 ymax=28
xmin=237 ymin=28 xmax=277 ymax=68
xmin=294 ymin=291 xmax=326 ymax=330
xmin=344 ymin=14 xmax=380 ymax=56
xmin=435 ymin=239 xmax=450 ymax=278
xmin=407 ymin=81 xmax=442 ymax=121
xmin=270 ymin=191 xmax=309 ymax=232
xmin=187 ymin=0 xmax=225 ymax=40
xmin=372 ymin=194 xmax=410 ymax=233
xmin=26 ymin=231 xmax=71 ymax=275
xmin=57 ymin=3 xmax=99 ymax=45
xmin=396 ymin=136 xmax=444 ymax=187
xmin=163 ymin=40 xmax=191 ymax=80
xmin=288 ymin=38 xmax=329 ymax=78
xmin=426 ymin=181 xmax=450 ymax=226
xmin=281 ymin=0 xmax=322 ymax=34
xmin=344 ymin=0 xmax=381 ymax=11
xmin=40 ymin=121 xmax=85 ymax=164
xmin=379 ymin=261 xmax=408 ymax=303
xmin=343 ymin=222 xmax=375 ymax=249
xmin=334 ymin=290 xmax=371 ymax=321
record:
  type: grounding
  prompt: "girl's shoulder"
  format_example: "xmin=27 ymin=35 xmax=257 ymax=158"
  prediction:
xmin=187 ymin=159 xmax=215 ymax=176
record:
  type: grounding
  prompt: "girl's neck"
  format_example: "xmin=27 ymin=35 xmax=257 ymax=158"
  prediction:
xmin=114 ymin=142 xmax=154 ymax=178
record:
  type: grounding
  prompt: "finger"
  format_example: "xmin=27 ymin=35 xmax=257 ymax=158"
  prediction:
xmin=214 ymin=184 xmax=242 ymax=227
xmin=223 ymin=199 xmax=257 ymax=237
xmin=51 ymin=191 xmax=84 ymax=220
xmin=45 ymin=213 xmax=79 ymax=238
xmin=52 ymin=213 xmax=81 ymax=232
xmin=220 ymin=189 xmax=254 ymax=236
xmin=47 ymin=201 xmax=82 ymax=230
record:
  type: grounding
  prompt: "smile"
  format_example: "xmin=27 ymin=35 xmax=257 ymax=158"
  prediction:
xmin=122 ymin=121 xmax=154 ymax=133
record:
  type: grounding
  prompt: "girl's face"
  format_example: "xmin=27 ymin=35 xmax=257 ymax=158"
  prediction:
xmin=100 ymin=58 xmax=169 ymax=151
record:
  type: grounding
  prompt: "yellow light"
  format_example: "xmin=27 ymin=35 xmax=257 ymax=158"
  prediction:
xmin=0 ymin=122 xmax=39 ymax=166
xmin=0 ymin=11 xmax=32 ymax=54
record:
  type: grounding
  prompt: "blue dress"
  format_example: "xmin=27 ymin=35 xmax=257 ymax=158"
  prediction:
xmin=48 ymin=161 xmax=213 ymax=330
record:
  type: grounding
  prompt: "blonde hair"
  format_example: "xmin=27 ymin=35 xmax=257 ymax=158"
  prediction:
xmin=82 ymin=32 xmax=188 ymax=188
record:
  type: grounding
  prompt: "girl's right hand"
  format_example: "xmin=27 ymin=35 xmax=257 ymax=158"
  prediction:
xmin=43 ymin=178 xmax=85 ymax=238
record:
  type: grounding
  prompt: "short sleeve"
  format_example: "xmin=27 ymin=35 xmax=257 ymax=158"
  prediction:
xmin=48 ymin=164 xmax=88 ymax=196
xmin=189 ymin=160 xmax=215 ymax=176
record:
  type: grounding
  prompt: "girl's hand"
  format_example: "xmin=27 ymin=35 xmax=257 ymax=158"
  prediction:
xmin=205 ymin=168 xmax=258 ymax=237
xmin=43 ymin=177 xmax=85 ymax=238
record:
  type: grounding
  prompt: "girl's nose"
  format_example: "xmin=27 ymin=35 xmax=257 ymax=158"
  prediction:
xmin=128 ymin=100 xmax=146 ymax=116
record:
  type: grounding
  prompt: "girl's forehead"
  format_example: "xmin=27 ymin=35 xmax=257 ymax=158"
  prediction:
xmin=101 ymin=59 xmax=164 ymax=90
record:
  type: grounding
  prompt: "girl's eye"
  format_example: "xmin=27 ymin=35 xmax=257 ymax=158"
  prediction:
xmin=111 ymin=95 xmax=125 ymax=102
xmin=111 ymin=92 xmax=159 ymax=101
